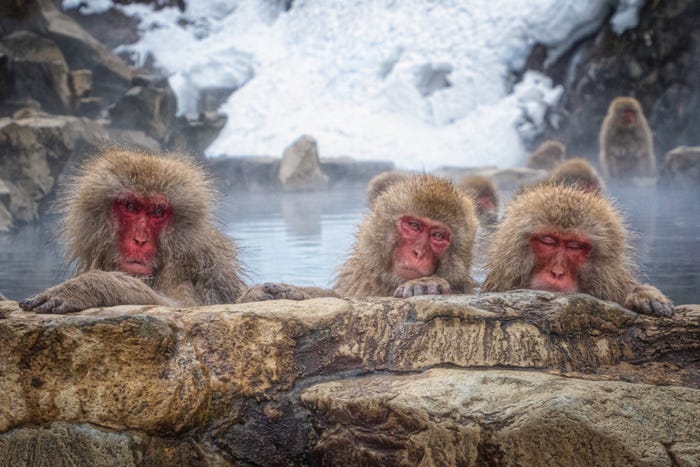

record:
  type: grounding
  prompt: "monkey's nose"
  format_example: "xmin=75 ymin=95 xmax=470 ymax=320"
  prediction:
xmin=551 ymin=265 xmax=565 ymax=279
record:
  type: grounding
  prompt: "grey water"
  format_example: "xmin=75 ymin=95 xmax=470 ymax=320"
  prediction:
xmin=0 ymin=184 xmax=698 ymax=305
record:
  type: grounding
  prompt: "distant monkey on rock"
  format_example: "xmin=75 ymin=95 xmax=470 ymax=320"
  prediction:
xmin=21 ymin=148 xmax=245 ymax=313
xmin=239 ymin=174 xmax=478 ymax=301
xmin=548 ymin=158 xmax=604 ymax=194
xmin=457 ymin=175 xmax=499 ymax=227
xmin=658 ymin=146 xmax=700 ymax=188
xmin=482 ymin=184 xmax=673 ymax=316
xmin=526 ymin=140 xmax=566 ymax=171
xmin=599 ymin=97 xmax=655 ymax=179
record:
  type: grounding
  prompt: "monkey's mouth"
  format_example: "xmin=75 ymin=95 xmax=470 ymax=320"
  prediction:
xmin=530 ymin=278 xmax=578 ymax=294
xmin=119 ymin=259 xmax=155 ymax=276
xmin=394 ymin=265 xmax=435 ymax=281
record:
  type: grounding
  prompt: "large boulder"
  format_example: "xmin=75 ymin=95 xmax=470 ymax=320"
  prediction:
xmin=0 ymin=291 xmax=698 ymax=464
xmin=278 ymin=135 xmax=329 ymax=191
xmin=0 ymin=114 xmax=107 ymax=225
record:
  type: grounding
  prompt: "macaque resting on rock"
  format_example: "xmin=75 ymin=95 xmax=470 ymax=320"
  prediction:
xmin=482 ymin=184 xmax=673 ymax=316
xmin=239 ymin=174 xmax=479 ymax=301
xmin=21 ymin=148 xmax=245 ymax=313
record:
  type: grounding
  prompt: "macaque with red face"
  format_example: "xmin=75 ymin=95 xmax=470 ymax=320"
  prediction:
xmin=457 ymin=175 xmax=499 ymax=227
xmin=599 ymin=97 xmax=655 ymax=179
xmin=482 ymin=184 xmax=673 ymax=316
xmin=21 ymin=148 xmax=245 ymax=313
xmin=238 ymin=174 xmax=478 ymax=301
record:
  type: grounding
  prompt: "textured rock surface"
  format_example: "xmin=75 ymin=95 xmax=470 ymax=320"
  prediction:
xmin=0 ymin=291 xmax=698 ymax=465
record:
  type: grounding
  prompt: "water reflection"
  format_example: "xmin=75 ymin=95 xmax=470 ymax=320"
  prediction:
xmin=0 ymin=184 xmax=698 ymax=305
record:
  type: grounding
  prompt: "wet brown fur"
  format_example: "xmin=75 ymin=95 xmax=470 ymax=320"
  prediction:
xmin=526 ymin=140 xmax=565 ymax=171
xmin=457 ymin=175 xmax=499 ymax=222
xmin=366 ymin=170 xmax=409 ymax=208
xmin=549 ymin=158 xmax=604 ymax=193
xmin=335 ymin=174 xmax=478 ymax=297
xmin=599 ymin=97 xmax=655 ymax=178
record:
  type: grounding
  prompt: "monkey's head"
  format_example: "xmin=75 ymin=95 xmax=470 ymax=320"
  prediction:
xmin=609 ymin=96 xmax=643 ymax=126
xmin=366 ymin=170 xmax=409 ymax=208
xmin=483 ymin=184 xmax=636 ymax=302
xmin=61 ymin=148 xmax=215 ymax=276
xmin=458 ymin=175 xmax=499 ymax=225
xmin=527 ymin=140 xmax=565 ymax=170
xmin=359 ymin=174 xmax=478 ymax=290
xmin=548 ymin=158 xmax=603 ymax=194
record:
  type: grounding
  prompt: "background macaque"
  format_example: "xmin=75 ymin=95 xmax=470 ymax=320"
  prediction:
xmin=526 ymin=140 xmax=566 ymax=171
xmin=366 ymin=170 xmax=409 ymax=208
xmin=21 ymin=148 xmax=245 ymax=313
xmin=482 ymin=184 xmax=673 ymax=316
xmin=548 ymin=158 xmax=603 ymax=194
xmin=599 ymin=96 xmax=655 ymax=179
xmin=658 ymin=145 xmax=700 ymax=188
xmin=239 ymin=174 xmax=478 ymax=301
xmin=457 ymin=175 xmax=499 ymax=227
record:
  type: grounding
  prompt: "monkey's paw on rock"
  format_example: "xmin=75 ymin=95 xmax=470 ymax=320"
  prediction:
xmin=393 ymin=275 xmax=452 ymax=298
xmin=238 ymin=283 xmax=312 ymax=302
xmin=625 ymin=284 xmax=675 ymax=317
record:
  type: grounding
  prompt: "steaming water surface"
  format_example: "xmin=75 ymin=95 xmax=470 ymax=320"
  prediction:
xmin=0 ymin=184 xmax=698 ymax=305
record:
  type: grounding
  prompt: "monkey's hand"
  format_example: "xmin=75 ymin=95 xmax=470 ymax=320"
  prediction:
xmin=20 ymin=270 xmax=174 ymax=314
xmin=237 ymin=283 xmax=338 ymax=303
xmin=394 ymin=276 xmax=452 ymax=298
xmin=624 ymin=284 xmax=675 ymax=317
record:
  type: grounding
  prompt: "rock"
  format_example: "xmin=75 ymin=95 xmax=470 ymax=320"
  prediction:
xmin=278 ymin=135 xmax=329 ymax=191
xmin=321 ymin=157 xmax=395 ymax=186
xmin=0 ymin=200 xmax=12 ymax=233
xmin=303 ymin=368 xmax=700 ymax=466
xmin=167 ymin=112 xmax=227 ymax=160
xmin=2 ymin=30 xmax=72 ymax=114
xmin=208 ymin=155 xmax=282 ymax=192
xmin=69 ymin=69 xmax=92 ymax=98
xmin=109 ymin=81 xmax=177 ymax=142
xmin=0 ymin=115 xmax=108 ymax=224
xmin=107 ymin=128 xmax=161 ymax=153
xmin=659 ymin=146 xmax=700 ymax=188
xmin=0 ymin=292 xmax=698 ymax=464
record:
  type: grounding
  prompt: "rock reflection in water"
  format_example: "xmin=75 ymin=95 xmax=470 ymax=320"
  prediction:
xmin=0 ymin=184 xmax=697 ymax=305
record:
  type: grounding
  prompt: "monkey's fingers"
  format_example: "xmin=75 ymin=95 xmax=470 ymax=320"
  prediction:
xmin=19 ymin=294 xmax=46 ymax=311
xmin=650 ymin=298 xmax=675 ymax=317
xmin=262 ymin=283 xmax=309 ymax=300
xmin=31 ymin=296 xmax=67 ymax=314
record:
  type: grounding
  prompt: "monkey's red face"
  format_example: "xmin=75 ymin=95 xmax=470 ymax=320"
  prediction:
xmin=529 ymin=232 xmax=591 ymax=293
xmin=621 ymin=108 xmax=637 ymax=124
xmin=477 ymin=193 xmax=496 ymax=214
xmin=113 ymin=193 xmax=172 ymax=276
xmin=393 ymin=215 xmax=452 ymax=280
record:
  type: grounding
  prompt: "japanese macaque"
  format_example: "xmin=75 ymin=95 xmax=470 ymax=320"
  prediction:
xmin=239 ymin=174 xmax=478 ymax=301
xmin=599 ymin=97 xmax=655 ymax=179
xmin=20 ymin=148 xmax=245 ymax=313
xmin=482 ymin=184 xmax=674 ymax=316
xmin=526 ymin=140 xmax=566 ymax=171
xmin=366 ymin=170 xmax=409 ymax=208
xmin=548 ymin=158 xmax=604 ymax=194
xmin=457 ymin=175 xmax=499 ymax=227
xmin=659 ymin=146 xmax=700 ymax=188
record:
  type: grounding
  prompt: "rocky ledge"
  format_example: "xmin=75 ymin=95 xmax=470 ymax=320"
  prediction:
xmin=0 ymin=291 xmax=698 ymax=465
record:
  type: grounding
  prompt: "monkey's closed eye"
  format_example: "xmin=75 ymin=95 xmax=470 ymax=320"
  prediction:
xmin=538 ymin=235 xmax=557 ymax=246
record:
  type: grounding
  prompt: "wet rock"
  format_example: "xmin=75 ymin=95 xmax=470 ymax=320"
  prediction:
xmin=0 ymin=114 xmax=107 ymax=224
xmin=107 ymin=128 xmax=161 ymax=153
xmin=0 ymin=292 xmax=698 ymax=464
xmin=167 ymin=112 xmax=227 ymax=160
xmin=659 ymin=145 xmax=700 ymax=188
xmin=109 ymin=79 xmax=177 ymax=142
xmin=278 ymin=134 xmax=329 ymax=191
xmin=68 ymin=69 xmax=92 ymax=98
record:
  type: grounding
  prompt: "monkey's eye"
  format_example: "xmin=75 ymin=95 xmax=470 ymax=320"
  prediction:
xmin=124 ymin=200 xmax=138 ymax=213
xmin=432 ymin=231 xmax=446 ymax=241
xmin=150 ymin=206 xmax=166 ymax=218
xmin=407 ymin=221 xmax=421 ymax=231
xmin=538 ymin=235 xmax=557 ymax=246
xmin=565 ymin=241 xmax=588 ymax=251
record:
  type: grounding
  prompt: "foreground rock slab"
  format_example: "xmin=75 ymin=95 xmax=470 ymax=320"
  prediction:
xmin=0 ymin=291 xmax=698 ymax=465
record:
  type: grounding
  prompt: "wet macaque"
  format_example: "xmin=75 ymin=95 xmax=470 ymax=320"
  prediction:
xmin=659 ymin=146 xmax=700 ymax=188
xmin=526 ymin=140 xmax=566 ymax=171
xmin=366 ymin=170 xmax=409 ymax=208
xmin=239 ymin=174 xmax=478 ymax=301
xmin=457 ymin=175 xmax=499 ymax=226
xmin=599 ymin=97 xmax=655 ymax=179
xmin=482 ymin=184 xmax=674 ymax=316
xmin=21 ymin=148 xmax=245 ymax=313
xmin=548 ymin=158 xmax=604 ymax=194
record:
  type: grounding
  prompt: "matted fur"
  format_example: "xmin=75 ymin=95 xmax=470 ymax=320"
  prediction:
xmin=335 ymin=174 xmax=478 ymax=297
xmin=59 ymin=147 xmax=244 ymax=305
xmin=599 ymin=97 xmax=655 ymax=178
xmin=482 ymin=184 xmax=638 ymax=304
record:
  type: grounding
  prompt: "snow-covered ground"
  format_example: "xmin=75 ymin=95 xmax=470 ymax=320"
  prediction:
xmin=65 ymin=0 xmax=645 ymax=170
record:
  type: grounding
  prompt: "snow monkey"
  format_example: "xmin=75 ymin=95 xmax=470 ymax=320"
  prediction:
xmin=366 ymin=170 xmax=409 ymax=208
xmin=526 ymin=139 xmax=566 ymax=171
xmin=238 ymin=174 xmax=478 ymax=301
xmin=482 ymin=184 xmax=674 ymax=316
xmin=659 ymin=145 xmax=700 ymax=188
xmin=548 ymin=158 xmax=604 ymax=194
xmin=457 ymin=175 xmax=499 ymax=227
xmin=599 ymin=96 xmax=655 ymax=179
xmin=21 ymin=148 xmax=245 ymax=313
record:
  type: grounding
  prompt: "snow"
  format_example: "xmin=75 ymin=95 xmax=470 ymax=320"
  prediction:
xmin=65 ymin=0 xmax=646 ymax=170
